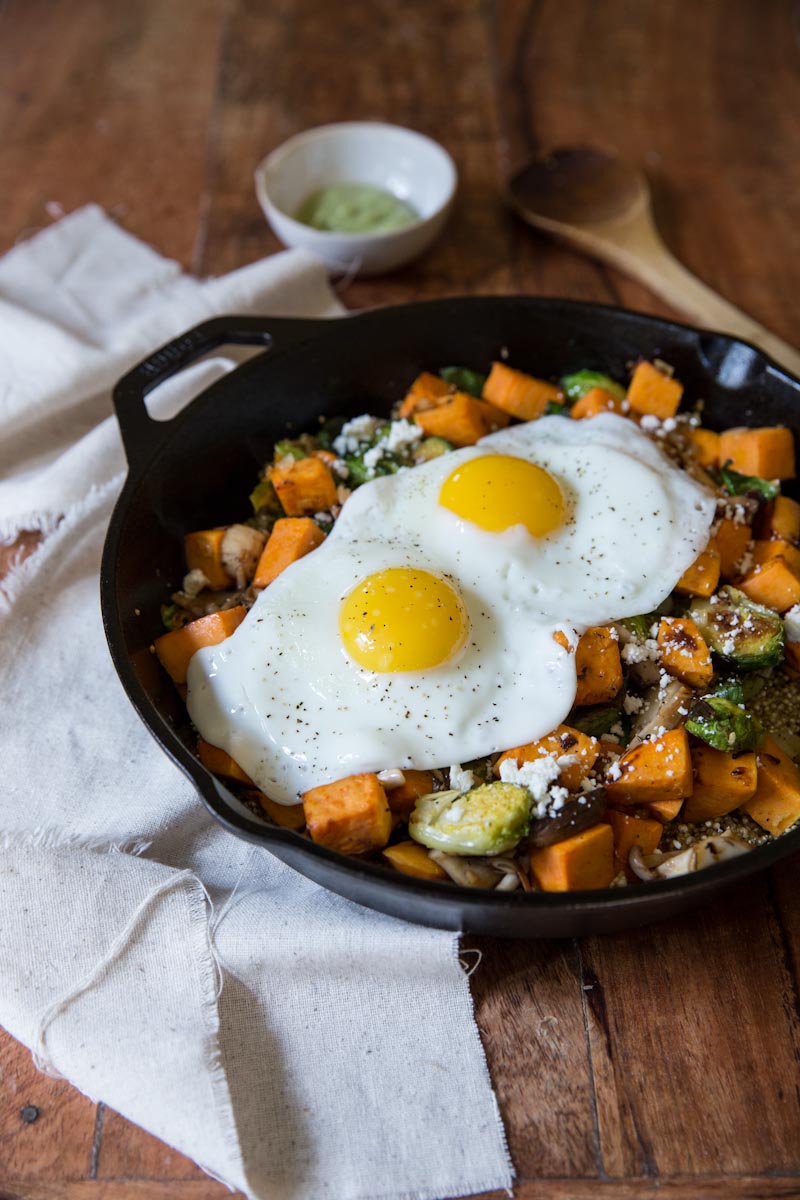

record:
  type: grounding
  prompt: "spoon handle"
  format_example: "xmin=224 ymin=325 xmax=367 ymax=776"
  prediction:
xmin=589 ymin=212 xmax=800 ymax=379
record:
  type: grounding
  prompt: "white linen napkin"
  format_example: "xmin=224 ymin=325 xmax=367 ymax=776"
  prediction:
xmin=0 ymin=206 xmax=513 ymax=1200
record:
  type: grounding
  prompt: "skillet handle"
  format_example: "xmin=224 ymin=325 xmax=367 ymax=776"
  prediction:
xmin=112 ymin=314 xmax=318 ymax=467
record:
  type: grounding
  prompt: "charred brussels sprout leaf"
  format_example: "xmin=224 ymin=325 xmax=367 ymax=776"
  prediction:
xmin=570 ymin=705 xmax=626 ymax=739
xmin=160 ymin=603 xmax=179 ymax=631
xmin=689 ymin=586 xmax=784 ymax=670
xmin=544 ymin=400 xmax=568 ymax=415
xmin=409 ymin=784 xmax=531 ymax=855
xmin=249 ymin=477 xmax=281 ymax=515
xmin=439 ymin=366 xmax=487 ymax=397
xmin=414 ymin=436 xmax=454 ymax=464
xmin=686 ymin=695 xmax=764 ymax=753
xmin=560 ymin=369 xmax=626 ymax=402
xmin=711 ymin=463 xmax=780 ymax=502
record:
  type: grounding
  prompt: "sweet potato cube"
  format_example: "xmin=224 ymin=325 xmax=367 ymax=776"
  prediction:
xmin=757 ymin=495 xmax=800 ymax=544
xmin=270 ymin=456 xmax=338 ymax=517
xmin=153 ymin=605 xmax=247 ymax=684
xmin=682 ymin=745 xmax=758 ymax=822
xmin=686 ymin=427 xmax=720 ymax=469
xmin=384 ymin=770 xmax=435 ymax=818
xmin=398 ymin=371 xmax=452 ymax=418
xmin=657 ymin=617 xmax=713 ymax=689
xmin=253 ymin=517 xmax=325 ymax=589
xmin=574 ymin=627 xmax=623 ymax=705
xmin=739 ymin=556 xmax=800 ymax=612
xmin=626 ymin=360 xmax=683 ymax=419
xmin=482 ymin=361 xmax=560 ymax=421
xmin=645 ymin=797 xmax=684 ymax=823
xmin=494 ymin=724 xmax=599 ymax=791
xmin=303 ymin=773 xmax=392 ymax=855
xmin=184 ymin=528 xmax=232 ymax=590
xmin=675 ymin=547 xmax=721 ymax=597
xmin=604 ymin=810 xmax=662 ymax=869
xmin=741 ymin=737 xmax=800 ymax=834
xmin=570 ymin=387 xmax=625 ymax=420
xmin=604 ymin=728 xmax=693 ymax=807
xmin=529 ymin=824 xmax=615 ymax=892
xmin=197 ymin=739 xmax=253 ymax=785
xmin=414 ymin=392 xmax=509 ymax=446
xmin=718 ymin=426 xmax=796 ymax=481
xmin=383 ymin=841 xmax=448 ymax=881
xmin=257 ymin=793 xmax=306 ymax=830
xmin=710 ymin=518 xmax=752 ymax=579
xmin=752 ymin=538 xmax=800 ymax=577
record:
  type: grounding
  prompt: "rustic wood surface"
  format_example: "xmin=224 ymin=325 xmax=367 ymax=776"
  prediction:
xmin=2 ymin=0 xmax=800 ymax=1197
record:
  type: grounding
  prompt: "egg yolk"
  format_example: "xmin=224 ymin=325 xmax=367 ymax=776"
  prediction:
xmin=340 ymin=567 xmax=469 ymax=672
xmin=439 ymin=453 xmax=565 ymax=536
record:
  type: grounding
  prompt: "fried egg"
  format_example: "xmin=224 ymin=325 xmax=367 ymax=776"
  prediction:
xmin=187 ymin=413 xmax=715 ymax=803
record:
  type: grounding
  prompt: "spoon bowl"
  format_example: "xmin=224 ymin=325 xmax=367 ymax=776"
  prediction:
xmin=507 ymin=146 xmax=800 ymax=379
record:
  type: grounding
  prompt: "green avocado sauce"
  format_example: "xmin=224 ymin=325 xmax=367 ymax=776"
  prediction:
xmin=295 ymin=183 xmax=419 ymax=233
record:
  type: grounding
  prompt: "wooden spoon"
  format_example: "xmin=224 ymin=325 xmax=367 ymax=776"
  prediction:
xmin=507 ymin=147 xmax=800 ymax=378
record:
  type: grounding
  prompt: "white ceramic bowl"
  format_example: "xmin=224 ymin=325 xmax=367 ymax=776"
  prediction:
xmin=255 ymin=122 xmax=457 ymax=276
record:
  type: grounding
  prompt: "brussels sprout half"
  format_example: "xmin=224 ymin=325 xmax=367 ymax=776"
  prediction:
xmin=409 ymin=784 xmax=531 ymax=856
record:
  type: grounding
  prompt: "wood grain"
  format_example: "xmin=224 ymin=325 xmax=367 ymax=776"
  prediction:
xmin=1 ymin=0 xmax=800 ymax=1197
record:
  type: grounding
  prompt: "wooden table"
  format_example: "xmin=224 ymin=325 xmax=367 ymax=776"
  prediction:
xmin=2 ymin=1 xmax=800 ymax=1196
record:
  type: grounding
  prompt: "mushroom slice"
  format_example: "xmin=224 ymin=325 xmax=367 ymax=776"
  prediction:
xmin=428 ymin=851 xmax=499 ymax=889
xmin=221 ymin=524 xmax=267 ymax=589
xmin=693 ymin=832 xmax=751 ymax=869
xmin=528 ymin=788 xmax=607 ymax=847
xmin=630 ymin=678 xmax=693 ymax=745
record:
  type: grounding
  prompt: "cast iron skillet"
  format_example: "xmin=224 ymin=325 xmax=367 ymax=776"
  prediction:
xmin=101 ymin=297 xmax=800 ymax=937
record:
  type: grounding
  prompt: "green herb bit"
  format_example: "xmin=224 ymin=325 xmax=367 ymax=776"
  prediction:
xmin=160 ymin=603 xmax=179 ymax=632
xmin=439 ymin=366 xmax=487 ymax=398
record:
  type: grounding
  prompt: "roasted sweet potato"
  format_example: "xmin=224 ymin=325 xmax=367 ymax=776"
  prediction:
xmin=741 ymin=737 xmax=800 ymax=834
xmin=686 ymin=427 xmax=720 ymax=469
xmin=270 ymin=456 xmax=338 ymax=516
xmin=529 ymin=823 xmax=616 ymax=891
xmin=739 ymin=556 xmax=800 ymax=612
xmin=256 ymin=793 xmax=307 ymax=830
xmin=682 ymin=744 xmax=758 ymax=823
xmin=153 ymin=606 xmax=247 ymax=685
xmin=626 ymin=360 xmax=683 ymax=419
xmin=752 ymin=538 xmax=800 ymax=577
xmin=303 ymin=772 xmax=392 ymax=854
xmin=482 ymin=362 xmax=560 ymax=421
xmin=574 ymin=627 xmax=623 ymax=705
xmin=494 ymin=724 xmax=599 ymax=791
xmin=657 ymin=616 xmax=714 ymax=689
xmin=604 ymin=810 xmax=662 ymax=869
xmin=718 ymin=426 xmax=796 ymax=481
xmin=384 ymin=770 xmax=435 ymax=818
xmin=253 ymin=517 xmax=325 ymax=589
xmin=757 ymin=495 xmax=800 ymax=544
xmin=398 ymin=371 xmax=452 ymax=418
xmin=184 ymin=528 xmax=232 ymax=590
xmin=645 ymin=797 xmax=685 ymax=823
xmin=382 ymin=840 xmax=448 ymax=881
xmin=569 ymin=387 xmax=625 ymax=420
xmin=197 ymin=739 xmax=253 ymax=785
xmin=675 ymin=547 xmax=721 ymax=597
xmin=710 ymin=518 xmax=752 ymax=580
xmin=414 ymin=391 xmax=509 ymax=446
xmin=604 ymin=728 xmax=693 ymax=807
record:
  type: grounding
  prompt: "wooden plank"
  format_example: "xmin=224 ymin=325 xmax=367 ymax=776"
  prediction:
xmin=0 ymin=0 xmax=226 ymax=265
xmin=0 ymin=1027 xmax=97 ymax=1182
xmin=197 ymin=0 xmax=516 ymax=305
xmin=579 ymin=875 xmax=800 ymax=1178
xmin=94 ymin=1110 xmax=209 ymax=1182
xmin=3 ymin=1178 xmax=800 ymax=1200
xmin=465 ymin=937 xmax=600 ymax=1177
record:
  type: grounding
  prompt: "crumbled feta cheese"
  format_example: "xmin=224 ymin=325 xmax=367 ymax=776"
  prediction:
xmin=384 ymin=418 xmax=423 ymax=453
xmin=623 ymin=694 xmax=644 ymax=714
xmin=498 ymin=753 xmax=560 ymax=800
xmin=449 ymin=763 xmax=476 ymax=793
xmin=786 ymin=604 xmax=800 ymax=644
xmin=181 ymin=568 xmax=209 ymax=599
xmin=621 ymin=638 xmax=659 ymax=664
